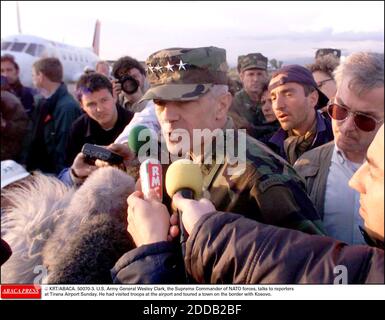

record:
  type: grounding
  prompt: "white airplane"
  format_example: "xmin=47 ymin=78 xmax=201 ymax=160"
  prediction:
xmin=1 ymin=20 xmax=101 ymax=87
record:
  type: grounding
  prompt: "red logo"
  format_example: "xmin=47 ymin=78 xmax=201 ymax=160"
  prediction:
xmin=1 ymin=285 xmax=41 ymax=299
xmin=148 ymin=163 xmax=162 ymax=200
xmin=44 ymin=114 xmax=52 ymax=123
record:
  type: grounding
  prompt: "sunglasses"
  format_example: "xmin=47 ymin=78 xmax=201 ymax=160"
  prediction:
xmin=327 ymin=103 xmax=383 ymax=132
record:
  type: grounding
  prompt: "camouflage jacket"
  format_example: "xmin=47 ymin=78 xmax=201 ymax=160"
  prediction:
xmin=229 ymin=89 xmax=279 ymax=142
xmin=186 ymin=118 xmax=326 ymax=236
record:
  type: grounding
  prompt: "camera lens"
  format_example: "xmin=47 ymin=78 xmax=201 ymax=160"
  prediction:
xmin=120 ymin=76 xmax=139 ymax=94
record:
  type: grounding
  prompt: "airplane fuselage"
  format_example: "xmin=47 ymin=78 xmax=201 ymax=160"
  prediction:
xmin=1 ymin=34 xmax=100 ymax=87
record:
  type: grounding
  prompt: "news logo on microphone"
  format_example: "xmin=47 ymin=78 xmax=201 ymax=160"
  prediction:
xmin=140 ymin=159 xmax=163 ymax=201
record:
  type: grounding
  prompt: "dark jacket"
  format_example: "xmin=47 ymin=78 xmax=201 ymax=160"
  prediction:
xmin=9 ymin=80 xmax=36 ymax=115
xmin=1 ymin=91 xmax=30 ymax=163
xmin=186 ymin=212 xmax=384 ymax=284
xmin=268 ymin=111 xmax=334 ymax=163
xmin=65 ymin=104 xmax=133 ymax=166
xmin=0 ymin=238 xmax=12 ymax=266
xmin=112 ymin=211 xmax=384 ymax=284
xmin=111 ymin=241 xmax=185 ymax=284
xmin=27 ymin=83 xmax=82 ymax=174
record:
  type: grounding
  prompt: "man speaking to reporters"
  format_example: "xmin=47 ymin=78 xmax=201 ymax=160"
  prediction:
xmin=126 ymin=46 xmax=325 ymax=235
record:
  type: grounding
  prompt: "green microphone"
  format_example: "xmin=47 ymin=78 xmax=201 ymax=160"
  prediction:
xmin=127 ymin=125 xmax=154 ymax=157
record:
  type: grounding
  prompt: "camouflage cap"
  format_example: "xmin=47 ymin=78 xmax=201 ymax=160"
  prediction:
xmin=140 ymin=46 xmax=228 ymax=102
xmin=315 ymin=48 xmax=341 ymax=59
xmin=237 ymin=53 xmax=268 ymax=73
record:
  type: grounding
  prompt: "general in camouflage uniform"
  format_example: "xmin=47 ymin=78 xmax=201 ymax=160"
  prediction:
xmin=229 ymin=53 xmax=279 ymax=141
xmin=140 ymin=46 xmax=326 ymax=235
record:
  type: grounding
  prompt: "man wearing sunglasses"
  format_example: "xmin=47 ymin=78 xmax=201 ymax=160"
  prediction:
xmin=268 ymin=64 xmax=333 ymax=165
xmin=295 ymin=52 xmax=384 ymax=245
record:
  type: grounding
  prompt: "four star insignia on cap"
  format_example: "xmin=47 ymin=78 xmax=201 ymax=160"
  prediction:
xmin=176 ymin=59 xmax=187 ymax=71
xmin=147 ymin=59 xmax=189 ymax=74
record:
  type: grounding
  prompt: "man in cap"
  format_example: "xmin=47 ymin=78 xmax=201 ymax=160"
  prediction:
xmin=228 ymin=53 xmax=272 ymax=140
xmin=315 ymin=48 xmax=341 ymax=60
xmin=131 ymin=46 xmax=325 ymax=236
xmin=268 ymin=64 xmax=334 ymax=165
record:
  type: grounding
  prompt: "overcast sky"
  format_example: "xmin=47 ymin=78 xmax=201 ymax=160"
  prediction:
xmin=1 ymin=1 xmax=384 ymax=65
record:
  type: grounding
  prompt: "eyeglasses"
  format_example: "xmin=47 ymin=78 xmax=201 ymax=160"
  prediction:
xmin=316 ymin=78 xmax=333 ymax=88
xmin=327 ymin=103 xmax=383 ymax=132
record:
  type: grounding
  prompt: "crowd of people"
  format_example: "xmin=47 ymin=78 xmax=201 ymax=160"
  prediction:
xmin=0 ymin=46 xmax=383 ymax=284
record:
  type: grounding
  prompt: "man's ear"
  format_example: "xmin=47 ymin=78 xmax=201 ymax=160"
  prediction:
xmin=216 ymin=92 xmax=232 ymax=120
xmin=239 ymin=70 xmax=245 ymax=83
xmin=78 ymin=97 xmax=86 ymax=111
xmin=309 ymin=89 xmax=319 ymax=109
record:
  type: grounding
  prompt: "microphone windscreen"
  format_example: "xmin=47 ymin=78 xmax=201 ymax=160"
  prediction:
xmin=127 ymin=125 xmax=152 ymax=155
xmin=165 ymin=159 xmax=203 ymax=199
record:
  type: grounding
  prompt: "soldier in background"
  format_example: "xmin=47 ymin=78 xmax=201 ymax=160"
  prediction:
xmin=315 ymin=48 xmax=341 ymax=61
xmin=228 ymin=53 xmax=269 ymax=140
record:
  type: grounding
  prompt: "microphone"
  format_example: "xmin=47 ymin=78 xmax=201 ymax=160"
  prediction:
xmin=127 ymin=125 xmax=156 ymax=158
xmin=140 ymin=158 xmax=163 ymax=201
xmin=165 ymin=159 xmax=203 ymax=258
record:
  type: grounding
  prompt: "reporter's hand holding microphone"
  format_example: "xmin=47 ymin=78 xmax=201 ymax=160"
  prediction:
xmin=126 ymin=158 xmax=215 ymax=248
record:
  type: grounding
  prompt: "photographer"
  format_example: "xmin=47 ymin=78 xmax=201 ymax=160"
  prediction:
xmin=112 ymin=56 xmax=149 ymax=113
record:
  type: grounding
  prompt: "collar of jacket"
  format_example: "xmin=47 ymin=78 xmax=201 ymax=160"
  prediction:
xmin=45 ymin=82 xmax=68 ymax=106
xmin=189 ymin=117 xmax=246 ymax=192
xmin=238 ymin=89 xmax=261 ymax=110
xmin=189 ymin=117 xmax=235 ymax=170
xmin=84 ymin=104 xmax=126 ymax=138
xmin=360 ymin=226 xmax=384 ymax=249
xmin=269 ymin=111 xmax=329 ymax=148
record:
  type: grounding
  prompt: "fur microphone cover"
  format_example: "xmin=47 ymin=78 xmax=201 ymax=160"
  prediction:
xmin=1 ymin=167 xmax=136 ymax=284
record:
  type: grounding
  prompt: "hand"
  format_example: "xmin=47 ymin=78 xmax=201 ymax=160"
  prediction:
xmin=95 ymin=143 xmax=135 ymax=169
xmin=111 ymin=79 xmax=121 ymax=100
xmin=169 ymin=193 xmax=216 ymax=237
xmin=71 ymin=152 xmax=98 ymax=180
xmin=127 ymin=190 xmax=171 ymax=246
